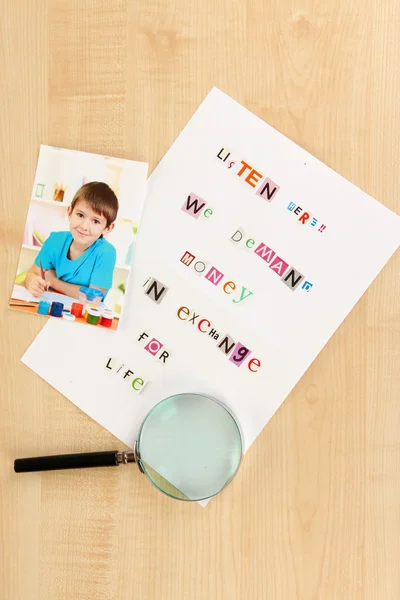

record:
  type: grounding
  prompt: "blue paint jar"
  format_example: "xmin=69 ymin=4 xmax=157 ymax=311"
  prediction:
xmin=37 ymin=300 xmax=50 ymax=315
xmin=50 ymin=301 xmax=64 ymax=317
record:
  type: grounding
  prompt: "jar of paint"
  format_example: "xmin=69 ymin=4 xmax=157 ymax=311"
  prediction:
xmin=62 ymin=313 xmax=76 ymax=322
xmin=50 ymin=302 xmax=64 ymax=317
xmin=78 ymin=286 xmax=103 ymax=307
xmin=86 ymin=307 xmax=101 ymax=325
xmin=71 ymin=302 xmax=84 ymax=318
xmin=100 ymin=309 xmax=113 ymax=328
xmin=84 ymin=302 xmax=97 ymax=318
xmin=37 ymin=300 xmax=50 ymax=315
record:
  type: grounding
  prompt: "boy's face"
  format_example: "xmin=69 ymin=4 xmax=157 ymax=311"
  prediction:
xmin=68 ymin=200 xmax=114 ymax=247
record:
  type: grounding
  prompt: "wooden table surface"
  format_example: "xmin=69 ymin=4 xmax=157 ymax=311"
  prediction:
xmin=1 ymin=2 xmax=399 ymax=599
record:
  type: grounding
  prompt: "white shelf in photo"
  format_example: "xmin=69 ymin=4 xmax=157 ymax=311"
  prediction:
xmin=22 ymin=244 xmax=41 ymax=251
xmin=31 ymin=197 xmax=69 ymax=208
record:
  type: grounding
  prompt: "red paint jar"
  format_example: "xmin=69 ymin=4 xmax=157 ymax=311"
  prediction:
xmin=71 ymin=302 xmax=84 ymax=318
xmin=100 ymin=309 xmax=113 ymax=328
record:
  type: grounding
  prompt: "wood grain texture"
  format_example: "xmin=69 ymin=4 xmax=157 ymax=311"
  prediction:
xmin=0 ymin=1 xmax=399 ymax=598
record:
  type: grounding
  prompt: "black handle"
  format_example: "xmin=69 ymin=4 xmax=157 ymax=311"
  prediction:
xmin=14 ymin=451 xmax=119 ymax=473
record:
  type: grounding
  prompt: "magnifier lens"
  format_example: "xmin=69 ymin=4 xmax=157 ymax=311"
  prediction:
xmin=136 ymin=393 xmax=242 ymax=501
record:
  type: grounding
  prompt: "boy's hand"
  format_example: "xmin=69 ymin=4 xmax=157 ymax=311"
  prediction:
xmin=25 ymin=273 xmax=47 ymax=297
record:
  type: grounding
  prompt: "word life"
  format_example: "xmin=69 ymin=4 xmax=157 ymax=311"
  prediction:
xmin=104 ymin=357 xmax=148 ymax=393
xmin=287 ymin=201 xmax=327 ymax=233
xmin=181 ymin=193 xmax=214 ymax=220
xmin=143 ymin=277 xmax=168 ymax=304
xmin=137 ymin=332 xmax=170 ymax=364
xmin=217 ymin=147 xmax=280 ymax=203
xmin=180 ymin=250 xmax=253 ymax=304
xmin=177 ymin=306 xmax=261 ymax=372
xmin=231 ymin=228 xmax=313 ymax=292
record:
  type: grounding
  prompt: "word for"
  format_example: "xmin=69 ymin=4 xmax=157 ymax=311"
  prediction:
xmin=177 ymin=306 xmax=261 ymax=372
xmin=217 ymin=147 xmax=280 ymax=203
xmin=105 ymin=357 xmax=148 ymax=393
xmin=180 ymin=250 xmax=253 ymax=304
xmin=181 ymin=193 xmax=214 ymax=220
xmin=143 ymin=277 xmax=168 ymax=304
xmin=287 ymin=202 xmax=327 ymax=233
xmin=230 ymin=228 xmax=313 ymax=292
xmin=137 ymin=332 xmax=170 ymax=364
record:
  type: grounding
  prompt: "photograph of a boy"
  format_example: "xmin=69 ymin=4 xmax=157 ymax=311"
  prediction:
xmin=24 ymin=182 xmax=118 ymax=300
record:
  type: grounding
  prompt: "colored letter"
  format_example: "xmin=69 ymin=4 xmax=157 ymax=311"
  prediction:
xmin=132 ymin=378 xmax=146 ymax=393
xmin=188 ymin=312 xmax=199 ymax=325
xmin=248 ymin=358 xmax=261 ymax=373
xmin=217 ymin=148 xmax=230 ymax=161
xmin=105 ymin=357 xmax=116 ymax=371
xmin=203 ymin=208 xmax=213 ymax=218
xmin=181 ymin=193 xmax=207 ymax=219
xmin=122 ymin=369 xmax=134 ymax=382
xmin=299 ymin=212 xmax=310 ymax=224
xmin=232 ymin=286 xmax=253 ymax=304
xmin=269 ymin=256 xmax=289 ymax=277
xmin=302 ymin=280 xmax=313 ymax=292
xmin=159 ymin=351 xmax=170 ymax=364
xmin=254 ymin=243 xmax=275 ymax=263
xmin=256 ymin=177 xmax=280 ymax=202
xmin=246 ymin=238 xmax=255 ymax=249
xmin=177 ymin=306 xmax=190 ymax=320
xmin=237 ymin=161 xmax=252 ymax=178
xmin=145 ymin=278 xmax=168 ymax=304
xmin=198 ymin=319 xmax=211 ymax=333
xmin=245 ymin=169 xmax=263 ymax=188
xmin=138 ymin=332 xmax=149 ymax=342
xmin=205 ymin=267 xmax=224 ymax=286
xmin=145 ymin=338 xmax=163 ymax=356
xmin=310 ymin=217 xmax=318 ymax=227
xmin=180 ymin=251 xmax=195 ymax=266
xmin=193 ymin=260 xmax=208 ymax=274
xmin=218 ymin=334 xmax=236 ymax=355
xmin=209 ymin=328 xmax=219 ymax=340
xmin=281 ymin=268 xmax=304 ymax=291
xmin=229 ymin=343 xmax=251 ymax=367
xmin=230 ymin=228 xmax=244 ymax=244
xmin=294 ymin=206 xmax=302 ymax=216
xmin=287 ymin=202 xmax=296 ymax=212
xmin=223 ymin=281 xmax=236 ymax=295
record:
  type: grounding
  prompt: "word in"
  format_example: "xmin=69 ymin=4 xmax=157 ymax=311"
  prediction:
xmin=105 ymin=357 xmax=147 ymax=393
xmin=230 ymin=228 xmax=313 ymax=292
xmin=217 ymin=147 xmax=280 ymax=203
xmin=180 ymin=250 xmax=253 ymax=304
xmin=143 ymin=277 xmax=168 ymax=304
xmin=287 ymin=202 xmax=327 ymax=233
xmin=177 ymin=306 xmax=261 ymax=372
xmin=181 ymin=193 xmax=214 ymax=220
xmin=137 ymin=332 xmax=170 ymax=364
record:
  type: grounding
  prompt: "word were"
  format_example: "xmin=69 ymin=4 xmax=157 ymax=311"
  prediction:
xmin=177 ymin=306 xmax=261 ymax=372
xmin=137 ymin=332 xmax=170 ymax=364
xmin=105 ymin=357 xmax=148 ymax=393
xmin=143 ymin=277 xmax=169 ymax=304
xmin=181 ymin=193 xmax=214 ymax=220
xmin=217 ymin=147 xmax=280 ymax=203
xmin=180 ymin=250 xmax=253 ymax=304
xmin=287 ymin=202 xmax=327 ymax=233
xmin=230 ymin=228 xmax=313 ymax=292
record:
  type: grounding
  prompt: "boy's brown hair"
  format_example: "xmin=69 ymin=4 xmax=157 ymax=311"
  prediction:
xmin=70 ymin=182 xmax=119 ymax=227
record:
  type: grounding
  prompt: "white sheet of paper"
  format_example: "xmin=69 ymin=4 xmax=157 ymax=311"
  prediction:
xmin=22 ymin=88 xmax=400 ymax=502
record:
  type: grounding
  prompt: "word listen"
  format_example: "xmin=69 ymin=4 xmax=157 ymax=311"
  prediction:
xmin=231 ymin=228 xmax=313 ymax=292
xmin=138 ymin=332 xmax=170 ymax=364
xmin=177 ymin=306 xmax=261 ymax=372
xmin=180 ymin=250 xmax=253 ymax=304
xmin=105 ymin=357 xmax=148 ymax=393
xmin=181 ymin=193 xmax=214 ymax=220
xmin=287 ymin=201 xmax=327 ymax=233
xmin=217 ymin=147 xmax=280 ymax=203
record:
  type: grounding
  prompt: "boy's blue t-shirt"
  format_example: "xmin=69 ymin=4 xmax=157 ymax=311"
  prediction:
xmin=35 ymin=231 xmax=116 ymax=292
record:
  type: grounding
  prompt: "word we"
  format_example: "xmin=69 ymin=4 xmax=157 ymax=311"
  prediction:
xmin=177 ymin=306 xmax=261 ymax=372
xmin=138 ymin=332 xmax=170 ymax=364
xmin=105 ymin=357 xmax=148 ymax=393
xmin=230 ymin=228 xmax=313 ymax=292
xmin=143 ymin=277 xmax=168 ymax=304
xmin=287 ymin=202 xmax=327 ymax=233
xmin=217 ymin=147 xmax=280 ymax=203
xmin=181 ymin=193 xmax=214 ymax=220
xmin=180 ymin=250 xmax=253 ymax=304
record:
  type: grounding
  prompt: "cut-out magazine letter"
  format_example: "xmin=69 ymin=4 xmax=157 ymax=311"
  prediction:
xmin=22 ymin=88 xmax=400 ymax=504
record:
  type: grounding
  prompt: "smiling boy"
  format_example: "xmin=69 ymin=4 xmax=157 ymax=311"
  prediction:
xmin=24 ymin=182 xmax=118 ymax=299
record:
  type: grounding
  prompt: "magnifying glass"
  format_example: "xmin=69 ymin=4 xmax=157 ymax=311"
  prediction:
xmin=14 ymin=393 xmax=243 ymax=502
